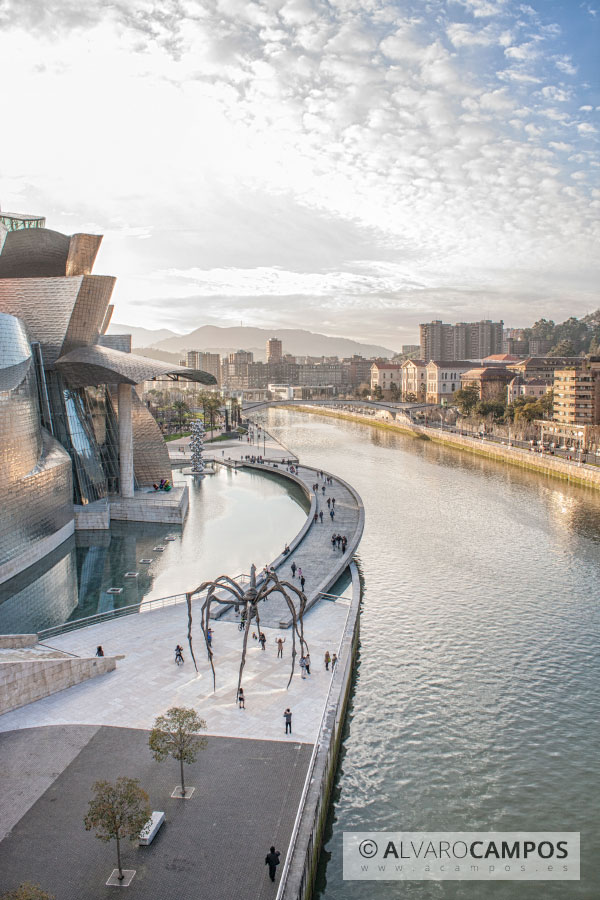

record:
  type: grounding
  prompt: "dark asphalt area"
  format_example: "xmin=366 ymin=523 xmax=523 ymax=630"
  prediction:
xmin=0 ymin=725 xmax=312 ymax=900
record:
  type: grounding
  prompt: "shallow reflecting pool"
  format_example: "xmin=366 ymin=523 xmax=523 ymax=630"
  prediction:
xmin=0 ymin=466 xmax=308 ymax=633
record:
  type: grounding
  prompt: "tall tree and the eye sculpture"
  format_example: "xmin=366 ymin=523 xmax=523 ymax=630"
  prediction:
xmin=184 ymin=564 xmax=308 ymax=694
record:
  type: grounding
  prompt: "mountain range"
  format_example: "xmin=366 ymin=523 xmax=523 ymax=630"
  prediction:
xmin=108 ymin=323 xmax=395 ymax=360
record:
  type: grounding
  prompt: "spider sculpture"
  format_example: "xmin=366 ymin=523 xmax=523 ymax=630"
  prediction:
xmin=185 ymin=564 xmax=309 ymax=696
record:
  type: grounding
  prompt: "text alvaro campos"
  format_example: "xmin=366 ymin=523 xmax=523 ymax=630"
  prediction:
xmin=343 ymin=832 xmax=579 ymax=880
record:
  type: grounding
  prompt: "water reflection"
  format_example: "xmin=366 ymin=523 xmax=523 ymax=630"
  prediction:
xmin=262 ymin=409 xmax=600 ymax=900
xmin=0 ymin=466 xmax=307 ymax=633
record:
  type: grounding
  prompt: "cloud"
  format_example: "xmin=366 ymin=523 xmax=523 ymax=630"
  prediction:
xmin=0 ymin=0 xmax=597 ymax=342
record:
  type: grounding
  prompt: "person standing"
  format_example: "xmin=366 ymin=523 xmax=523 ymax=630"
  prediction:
xmin=283 ymin=708 xmax=292 ymax=733
xmin=291 ymin=561 xmax=297 ymax=578
xmin=265 ymin=846 xmax=281 ymax=882
xmin=298 ymin=567 xmax=303 ymax=579
xmin=299 ymin=656 xmax=307 ymax=679
xmin=324 ymin=650 xmax=331 ymax=670
xmin=319 ymin=510 xmax=323 ymax=523
xmin=330 ymin=508 xmax=335 ymax=520
xmin=305 ymin=652 xmax=311 ymax=675
xmin=238 ymin=687 xmax=245 ymax=708
xmin=332 ymin=497 xmax=336 ymax=508
xmin=342 ymin=536 xmax=347 ymax=553
xmin=277 ymin=637 xmax=285 ymax=658
xmin=300 ymin=575 xmax=306 ymax=591
xmin=331 ymin=534 xmax=337 ymax=551
xmin=322 ymin=484 xmax=326 ymax=495
xmin=327 ymin=497 xmax=331 ymax=508
xmin=96 ymin=646 xmax=104 ymax=657
xmin=331 ymin=653 xmax=338 ymax=672
xmin=259 ymin=632 xmax=267 ymax=651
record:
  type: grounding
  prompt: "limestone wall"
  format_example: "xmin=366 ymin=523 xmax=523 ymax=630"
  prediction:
xmin=0 ymin=634 xmax=37 ymax=649
xmin=0 ymin=656 xmax=116 ymax=715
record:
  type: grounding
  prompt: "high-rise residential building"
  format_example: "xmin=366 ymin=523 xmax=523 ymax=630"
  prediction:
xmin=541 ymin=358 xmax=600 ymax=451
xmin=186 ymin=351 xmax=221 ymax=387
xmin=420 ymin=319 xmax=504 ymax=361
xmin=266 ymin=337 xmax=283 ymax=363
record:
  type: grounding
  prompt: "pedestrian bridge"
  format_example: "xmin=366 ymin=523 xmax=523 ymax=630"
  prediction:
xmin=241 ymin=397 xmax=441 ymax=424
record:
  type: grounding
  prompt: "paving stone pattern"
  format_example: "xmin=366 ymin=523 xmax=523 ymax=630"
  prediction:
xmin=0 ymin=725 xmax=312 ymax=900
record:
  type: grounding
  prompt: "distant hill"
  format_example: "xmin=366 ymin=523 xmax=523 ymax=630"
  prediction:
xmin=110 ymin=323 xmax=395 ymax=360
xmin=107 ymin=324 xmax=180 ymax=346
xmin=133 ymin=347 xmax=183 ymax=366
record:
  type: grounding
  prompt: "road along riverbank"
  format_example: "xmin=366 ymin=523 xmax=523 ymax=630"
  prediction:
xmin=282 ymin=403 xmax=600 ymax=492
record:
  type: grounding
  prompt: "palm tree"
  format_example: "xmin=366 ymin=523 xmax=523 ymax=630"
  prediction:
xmin=172 ymin=400 xmax=190 ymax=433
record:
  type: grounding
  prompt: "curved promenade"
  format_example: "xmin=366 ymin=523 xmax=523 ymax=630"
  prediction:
xmin=0 ymin=432 xmax=364 ymax=900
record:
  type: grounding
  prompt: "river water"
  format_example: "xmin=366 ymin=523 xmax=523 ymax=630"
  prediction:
xmin=261 ymin=408 xmax=600 ymax=900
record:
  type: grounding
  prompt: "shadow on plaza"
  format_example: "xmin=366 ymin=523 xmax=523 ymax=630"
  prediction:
xmin=0 ymin=725 xmax=312 ymax=900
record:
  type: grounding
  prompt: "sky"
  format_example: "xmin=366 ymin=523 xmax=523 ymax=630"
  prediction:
xmin=0 ymin=0 xmax=598 ymax=349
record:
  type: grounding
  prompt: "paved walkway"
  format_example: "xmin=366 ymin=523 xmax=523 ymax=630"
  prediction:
xmin=0 ymin=597 xmax=349 ymax=743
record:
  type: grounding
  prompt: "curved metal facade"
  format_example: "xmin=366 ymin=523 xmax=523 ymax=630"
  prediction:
xmin=0 ymin=313 xmax=74 ymax=585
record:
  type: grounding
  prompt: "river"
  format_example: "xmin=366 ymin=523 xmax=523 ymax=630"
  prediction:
xmin=260 ymin=408 xmax=600 ymax=900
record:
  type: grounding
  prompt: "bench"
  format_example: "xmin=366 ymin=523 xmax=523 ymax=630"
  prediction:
xmin=138 ymin=811 xmax=165 ymax=845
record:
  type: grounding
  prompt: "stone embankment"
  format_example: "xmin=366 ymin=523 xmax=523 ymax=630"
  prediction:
xmin=285 ymin=404 xmax=600 ymax=492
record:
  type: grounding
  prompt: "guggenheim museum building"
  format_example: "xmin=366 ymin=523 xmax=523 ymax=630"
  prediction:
xmin=0 ymin=210 xmax=214 ymax=600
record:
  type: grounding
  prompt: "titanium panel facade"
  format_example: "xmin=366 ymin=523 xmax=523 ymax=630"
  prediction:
xmin=0 ymin=314 xmax=74 ymax=584
xmin=0 ymin=275 xmax=115 ymax=367
xmin=56 ymin=343 xmax=217 ymax=387
xmin=0 ymin=229 xmax=102 ymax=279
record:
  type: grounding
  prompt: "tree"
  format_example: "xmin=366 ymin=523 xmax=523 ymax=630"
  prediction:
xmin=149 ymin=707 xmax=207 ymax=797
xmin=389 ymin=381 xmax=401 ymax=402
xmin=453 ymin=383 xmax=479 ymax=415
xmin=0 ymin=885 xmax=55 ymax=900
xmin=372 ymin=384 xmax=383 ymax=400
xmin=547 ymin=339 xmax=576 ymax=357
xmin=475 ymin=400 xmax=505 ymax=421
xmin=172 ymin=400 xmax=190 ymax=432
xmin=84 ymin=778 xmax=150 ymax=882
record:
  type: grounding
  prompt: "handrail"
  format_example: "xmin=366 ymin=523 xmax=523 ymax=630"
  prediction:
xmin=37 ymin=574 xmax=250 ymax=640
xmin=275 ymin=592 xmax=353 ymax=900
xmin=275 ymin=561 xmax=360 ymax=899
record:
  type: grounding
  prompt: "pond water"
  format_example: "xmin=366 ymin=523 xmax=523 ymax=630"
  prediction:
xmin=0 ymin=466 xmax=307 ymax=633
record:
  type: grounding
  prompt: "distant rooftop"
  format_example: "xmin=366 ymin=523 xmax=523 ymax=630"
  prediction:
xmin=0 ymin=212 xmax=46 ymax=231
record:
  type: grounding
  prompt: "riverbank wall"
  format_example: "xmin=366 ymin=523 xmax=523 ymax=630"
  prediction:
xmin=283 ymin=404 xmax=600 ymax=492
xmin=279 ymin=561 xmax=361 ymax=900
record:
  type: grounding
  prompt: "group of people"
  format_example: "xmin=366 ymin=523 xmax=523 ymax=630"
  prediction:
xmin=331 ymin=533 xmax=347 ymax=553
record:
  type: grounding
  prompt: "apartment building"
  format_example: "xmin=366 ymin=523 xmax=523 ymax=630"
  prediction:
xmin=401 ymin=359 xmax=427 ymax=400
xmin=370 ymin=362 xmax=403 ymax=398
xmin=419 ymin=319 xmax=503 ymax=362
xmin=425 ymin=361 xmax=473 ymax=404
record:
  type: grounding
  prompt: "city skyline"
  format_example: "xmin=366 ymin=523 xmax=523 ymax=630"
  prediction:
xmin=0 ymin=0 xmax=598 ymax=345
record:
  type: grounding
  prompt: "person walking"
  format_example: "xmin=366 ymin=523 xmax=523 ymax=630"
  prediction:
xmin=265 ymin=846 xmax=281 ymax=882
xmin=327 ymin=497 xmax=331 ymax=508
xmin=299 ymin=656 xmax=307 ymax=679
xmin=336 ymin=534 xmax=342 ymax=549
xmin=259 ymin=632 xmax=267 ymax=651
xmin=331 ymin=653 xmax=338 ymax=672
xmin=342 ymin=536 xmax=347 ymax=553
xmin=319 ymin=510 xmax=323 ymax=523
xmin=324 ymin=650 xmax=331 ymax=670
xmin=300 ymin=575 xmax=306 ymax=591
xmin=322 ymin=484 xmax=326 ymax=494
xmin=238 ymin=687 xmax=245 ymax=708
xmin=330 ymin=508 xmax=335 ymax=521
xmin=305 ymin=652 xmax=311 ymax=675
xmin=291 ymin=561 xmax=297 ymax=578
xmin=313 ymin=512 xmax=318 ymax=523
xmin=283 ymin=708 xmax=293 ymax=733
xmin=331 ymin=497 xmax=336 ymax=508
xmin=174 ymin=644 xmax=184 ymax=664
xmin=277 ymin=637 xmax=285 ymax=658
xmin=298 ymin=567 xmax=302 ymax=579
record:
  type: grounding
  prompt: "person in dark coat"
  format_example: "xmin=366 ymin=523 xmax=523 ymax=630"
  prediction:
xmin=265 ymin=846 xmax=281 ymax=882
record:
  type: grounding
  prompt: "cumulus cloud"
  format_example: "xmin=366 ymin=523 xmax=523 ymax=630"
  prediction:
xmin=0 ymin=0 xmax=598 ymax=339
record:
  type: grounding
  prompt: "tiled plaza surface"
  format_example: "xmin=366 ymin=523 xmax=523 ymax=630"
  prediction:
xmin=0 ymin=427 xmax=359 ymax=896
xmin=0 ymin=725 xmax=311 ymax=900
